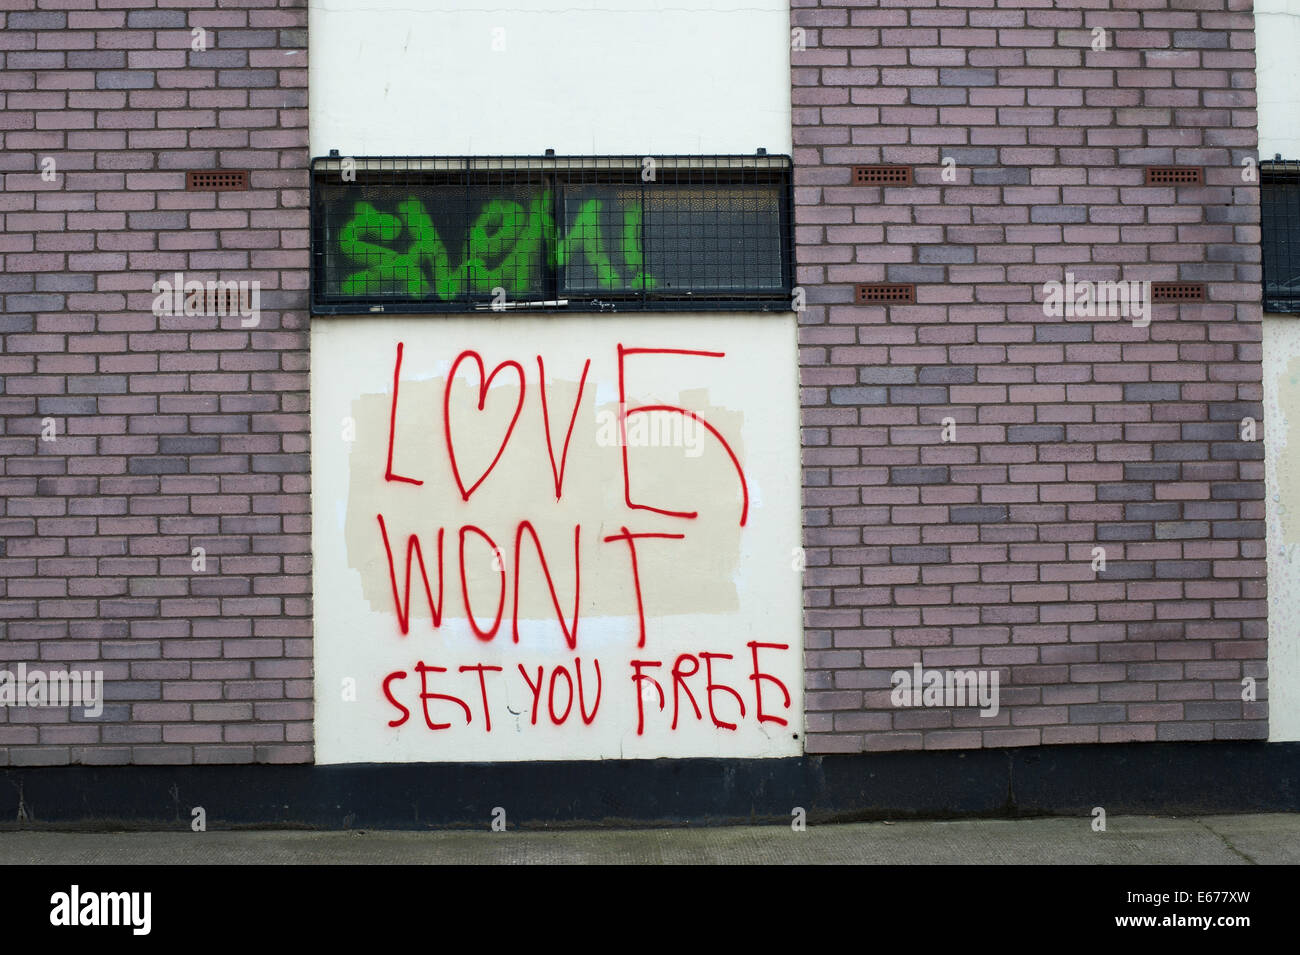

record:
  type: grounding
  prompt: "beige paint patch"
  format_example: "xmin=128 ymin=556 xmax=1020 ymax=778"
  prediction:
xmin=343 ymin=375 xmax=745 ymax=637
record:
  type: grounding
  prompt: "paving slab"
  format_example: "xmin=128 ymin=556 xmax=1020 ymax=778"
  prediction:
xmin=0 ymin=813 xmax=1296 ymax=864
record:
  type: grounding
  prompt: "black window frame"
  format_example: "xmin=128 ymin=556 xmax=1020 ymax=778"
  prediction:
xmin=1262 ymin=158 xmax=1300 ymax=314
xmin=309 ymin=154 xmax=795 ymax=315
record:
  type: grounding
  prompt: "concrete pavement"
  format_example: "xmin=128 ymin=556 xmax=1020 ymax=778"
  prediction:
xmin=1 ymin=813 xmax=1297 ymax=864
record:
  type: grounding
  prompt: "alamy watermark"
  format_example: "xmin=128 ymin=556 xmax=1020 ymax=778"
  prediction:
xmin=595 ymin=406 xmax=705 ymax=457
xmin=151 ymin=271 xmax=261 ymax=327
xmin=890 ymin=663 xmax=1000 ymax=718
xmin=50 ymin=886 xmax=150 ymax=935
xmin=0 ymin=664 xmax=103 ymax=718
xmin=1042 ymin=272 xmax=1151 ymax=328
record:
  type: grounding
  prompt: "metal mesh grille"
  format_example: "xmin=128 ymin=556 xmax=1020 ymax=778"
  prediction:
xmin=310 ymin=155 xmax=794 ymax=313
xmin=1262 ymin=160 xmax=1300 ymax=313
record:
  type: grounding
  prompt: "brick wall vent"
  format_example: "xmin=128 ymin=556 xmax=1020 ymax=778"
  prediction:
xmin=200 ymin=286 xmax=244 ymax=313
xmin=1144 ymin=165 xmax=1204 ymax=186
xmin=1151 ymin=282 xmax=1206 ymax=303
xmin=186 ymin=170 xmax=250 ymax=192
xmin=855 ymin=283 xmax=916 ymax=304
xmin=852 ymin=165 xmax=913 ymax=186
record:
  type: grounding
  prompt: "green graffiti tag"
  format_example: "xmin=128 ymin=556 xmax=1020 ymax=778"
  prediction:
xmin=337 ymin=192 xmax=657 ymax=299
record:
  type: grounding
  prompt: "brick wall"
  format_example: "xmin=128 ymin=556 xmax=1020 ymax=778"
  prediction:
xmin=794 ymin=0 xmax=1268 ymax=751
xmin=0 ymin=0 xmax=312 ymax=764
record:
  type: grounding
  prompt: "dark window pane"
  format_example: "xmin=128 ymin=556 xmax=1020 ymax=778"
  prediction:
xmin=643 ymin=184 xmax=785 ymax=293
xmin=316 ymin=179 xmax=549 ymax=304
xmin=310 ymin=156 xmax=793 ymax=314
xmin=558 ymin=184 xmax=649 ymax=296
xmin=1262 ymin=161 xmax=1300 ymax=313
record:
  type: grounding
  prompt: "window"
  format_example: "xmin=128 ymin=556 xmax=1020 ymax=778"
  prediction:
xmin=310 ymin=155 xmax=794 ymax=314
xmin=1262 ymin=159 xmax=1300 ymax=313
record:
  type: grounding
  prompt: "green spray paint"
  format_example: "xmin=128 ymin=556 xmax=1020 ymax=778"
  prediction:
xmin=336 ymin=192 xmax=656 ymax=300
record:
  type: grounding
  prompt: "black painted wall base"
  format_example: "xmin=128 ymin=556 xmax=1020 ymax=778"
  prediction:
xmin=2 ymin=741 xmax=1297 ymax=830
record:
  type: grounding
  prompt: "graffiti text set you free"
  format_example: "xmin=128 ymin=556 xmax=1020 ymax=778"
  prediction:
xmin=375 ymin=341 xmax=792 ymax=736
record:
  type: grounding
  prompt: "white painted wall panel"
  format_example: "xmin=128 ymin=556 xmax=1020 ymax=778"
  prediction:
xmin=311 ymin=315 xmax=803 ymax=762
xmin=1256 ymin=1 xmax=1300 ymax=739
xmin=309 ymin=0 xmax=792 ymax=156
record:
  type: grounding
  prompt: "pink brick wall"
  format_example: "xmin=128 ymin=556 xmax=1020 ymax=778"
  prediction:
xmin=794 ymin=0 xmax=1268 ymax=752
xmin=0 ymin=0 xmax=311 ymax=764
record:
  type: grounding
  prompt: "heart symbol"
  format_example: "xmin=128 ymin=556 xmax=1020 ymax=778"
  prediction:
xmin=444 ymin=350 xmax=526 ymax=501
